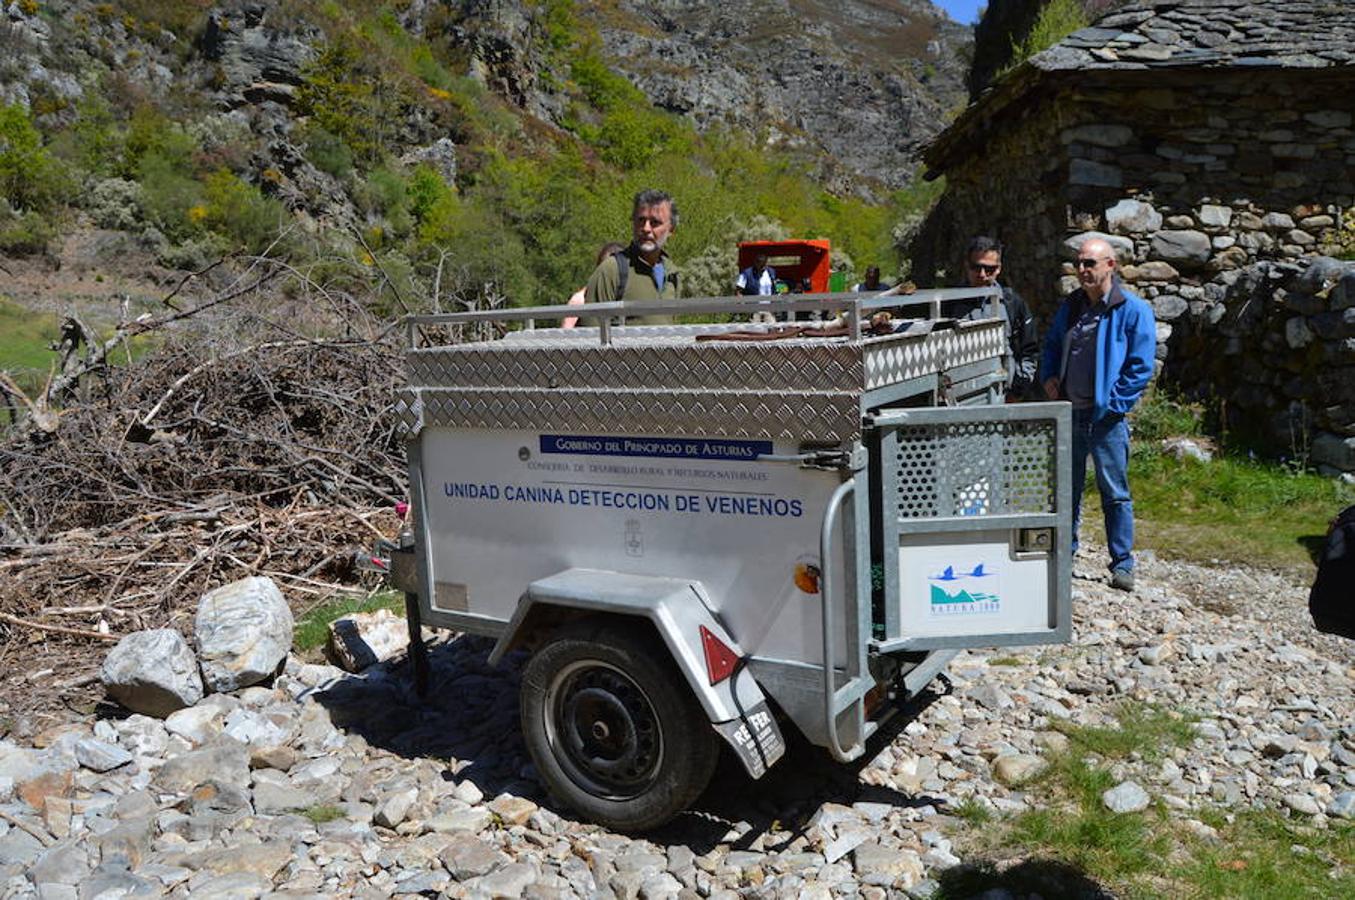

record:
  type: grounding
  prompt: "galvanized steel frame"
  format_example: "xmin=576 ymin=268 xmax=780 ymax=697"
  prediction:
xmin=871 ymin=403 xmax=1073 ymax=652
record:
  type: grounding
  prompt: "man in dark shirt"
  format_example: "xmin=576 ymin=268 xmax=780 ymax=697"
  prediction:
xmin=1041 ymin=236 xmax=1156 ymax=592
xmin=736 ymin=254 xmax=776 ymax=296
xmin=961 ymin=236 xmax=1039 ymax=400
xmin=852 ymin=266 xmax=890 ymax=292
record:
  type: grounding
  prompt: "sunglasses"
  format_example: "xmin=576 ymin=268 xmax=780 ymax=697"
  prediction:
xmin=968 ymin=262 xmax=1000 ymax=275
xmin=1075 ymin=257 xmax=1110 ymax=270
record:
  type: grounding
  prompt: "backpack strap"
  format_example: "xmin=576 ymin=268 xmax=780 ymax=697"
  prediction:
xmin=613 ymin=249 xmax=630 ymax=299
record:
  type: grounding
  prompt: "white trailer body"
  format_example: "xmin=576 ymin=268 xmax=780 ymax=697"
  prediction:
xmin=421 ymin=428 xmax=848 ymax=666
xmin=389 ymin=290 xmax=1072 ymax=830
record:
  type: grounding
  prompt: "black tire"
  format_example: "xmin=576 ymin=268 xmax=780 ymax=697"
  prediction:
xmin=520 ymin=618 xmax=719 ymax=831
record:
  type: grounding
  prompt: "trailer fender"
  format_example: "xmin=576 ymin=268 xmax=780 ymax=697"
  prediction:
xmin=488 ymin=568 xmax=786 ymax=779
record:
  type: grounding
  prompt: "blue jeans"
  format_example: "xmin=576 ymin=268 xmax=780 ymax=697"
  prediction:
xmin=1071 ymin=408 xmax=1134 ymax=573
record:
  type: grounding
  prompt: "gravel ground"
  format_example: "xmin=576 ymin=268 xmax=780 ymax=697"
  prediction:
xmin=3 ymin=543 xmax=1352 ymax=898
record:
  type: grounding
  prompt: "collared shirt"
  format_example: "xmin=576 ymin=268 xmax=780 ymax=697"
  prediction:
xmin=1063 ymin=297 xmax=1107 ymax=409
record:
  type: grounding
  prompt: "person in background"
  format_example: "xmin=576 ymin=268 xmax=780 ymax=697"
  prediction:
xmin=736 ymin=254 xmax=776 ymax=297
xmin=852 ymin=266 xmax=890 ymax=292
xmin=1041 ymin=235 xmax=1156 ymax=593
xmin=584 ymin=189 xmax=682 ymax=325
xmin=960 ymin=236 xmax=1039 ymax=400
xmin=563 ymin=242 xmax=625 ymax=329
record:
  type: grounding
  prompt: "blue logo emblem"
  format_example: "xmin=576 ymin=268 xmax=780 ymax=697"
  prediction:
xmin=928 ymin=562 xmax=1000 ymax=615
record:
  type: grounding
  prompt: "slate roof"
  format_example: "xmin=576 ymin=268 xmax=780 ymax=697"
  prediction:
xmin=1035 ymin=0 xmax=1355 ymax=72
xmin=925 ymin=0 xmax=1355 ymax=173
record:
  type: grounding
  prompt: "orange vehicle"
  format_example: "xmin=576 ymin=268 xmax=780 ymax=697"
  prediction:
xmin=736 ymin=240 xmax=834 ymax=293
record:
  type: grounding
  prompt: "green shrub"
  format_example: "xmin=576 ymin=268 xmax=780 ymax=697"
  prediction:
xmin=123 ymin=107 xmax=196 ymax=178
xmin=87 ymin=177 xmax=144 ymax=230
xmin=138 ymin=149 xmax=204 ymax=239
xmin=304 ymin=126 xmax=354 ymax=179
xmin=1129 ymin=387 xmax=1206 ymax=442
xmin=0 ymin=208 xmax=58 ymax=254
xmin=296 ymin=36 xmax=402 ymax=166
xmin=406 ymin=165 xmax=452 ymax=225
xmin=418 ymin=191 xmax=536 ymax=307
xmin=595 ymin=107 xmax=662 ymax=170
xmin=0 ymin=104 xmax=74 ymax=212
xmin=200 ymin=169 xmax=285 ymax=252
xmin=361 ymin=167 xmax=406 ymax=216
xmin=157 ymin=234 xmax=226 ymax=271
xmin=571 ymin=49 xmax=643 ymax=111
xmin=63 ymin=95 xmax=125 ymax=178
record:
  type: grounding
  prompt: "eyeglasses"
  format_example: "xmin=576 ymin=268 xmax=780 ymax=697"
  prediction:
xmin=968 ymin=262 xmax=999 ymax=275
xmin=1075 ymin=257 xmax=1110 ymax=270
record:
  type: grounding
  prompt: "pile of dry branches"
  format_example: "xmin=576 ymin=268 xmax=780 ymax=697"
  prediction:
xmin=0 ymin=259 xmax=411 ymax=663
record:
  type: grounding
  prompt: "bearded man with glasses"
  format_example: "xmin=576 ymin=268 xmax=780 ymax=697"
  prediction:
xmin=1040 ymin=236 xmax=1156 ymax=592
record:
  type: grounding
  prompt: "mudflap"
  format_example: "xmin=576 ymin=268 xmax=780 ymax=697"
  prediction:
xmin=711 ymin=687 xmax=787 ymax=780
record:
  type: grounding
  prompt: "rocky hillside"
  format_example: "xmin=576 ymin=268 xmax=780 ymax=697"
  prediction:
xmin=589 ymin=0 xmax=972 ymax=194
xmin=0 ymin=0 xmax=974 ymax=309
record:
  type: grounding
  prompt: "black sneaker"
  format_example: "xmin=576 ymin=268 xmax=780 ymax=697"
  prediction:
xmin=1110 ymin=569 xmax=1135 ymax=592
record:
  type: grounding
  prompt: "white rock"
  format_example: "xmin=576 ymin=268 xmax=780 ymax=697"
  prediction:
xmin=222 ymin=708 xmax=291 ymax=747
xmin=1327 ymin=791 xmax=1355 ymax=819
xmin=101 ymin=629 xmax=204 ymax=718
xmin=1284 ymin=317 xmax=1313 ymax=349
xmin=374 ymin=787 xmax=418 ymax=828
xmin=993 ymin=754 xmax=1046 ymax=786
xmin=196 ymin=577 xmax=294 ymax=693
xmin=74 ymin=739 xmax=133 ymax=773
xmin=326 ymin=607 xmax=425 ymax=673
xmin=1197 ymin=204 xmax=1232 ymax=228
xmin=1062 ymin=231 xmax=1134 ymax=262
xmin=1105 ymin=199 xmax=1162 ymax=234
xmin=1162 ymin=438 xmax=1213 ymax=463
xmin=1102 ymin=781 xmax=1151 ymax=813
xmin=164 ymin=706 xmax=224 ymax=745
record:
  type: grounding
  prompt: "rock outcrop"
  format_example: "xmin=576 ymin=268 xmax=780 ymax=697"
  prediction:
xmin=592 ymin=0 xmax=972 ymax=194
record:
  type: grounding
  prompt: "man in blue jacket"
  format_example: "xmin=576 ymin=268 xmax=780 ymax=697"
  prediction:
xmin=1042 ymin=236 xmax=1156 ymax=591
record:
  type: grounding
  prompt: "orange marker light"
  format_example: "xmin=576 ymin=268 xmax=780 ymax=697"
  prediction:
xmin=794 ymin=561 xmax=821 ymax=594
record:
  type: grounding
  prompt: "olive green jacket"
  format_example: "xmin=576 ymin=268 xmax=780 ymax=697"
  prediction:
xmin=583 ymin=245 xmax=681 ymax=325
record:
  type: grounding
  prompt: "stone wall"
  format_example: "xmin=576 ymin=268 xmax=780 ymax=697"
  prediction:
xmin=914 ymin=67 xmax=1355 ymax=473
xmin=1172 ymin=256 xmax=1355 ymax=477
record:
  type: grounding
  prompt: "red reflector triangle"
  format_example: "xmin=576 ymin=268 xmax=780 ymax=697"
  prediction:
xmin=700 ymin=625 xmax=739 ymax=685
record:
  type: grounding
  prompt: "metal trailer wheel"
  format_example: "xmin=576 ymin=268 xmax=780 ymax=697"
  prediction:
xmin=520 ymin=619 xmax=719 ymax=831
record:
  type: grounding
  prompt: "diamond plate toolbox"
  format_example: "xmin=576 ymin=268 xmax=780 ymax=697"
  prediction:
xmin=397 ymin=321 xmax=1006 ymax=442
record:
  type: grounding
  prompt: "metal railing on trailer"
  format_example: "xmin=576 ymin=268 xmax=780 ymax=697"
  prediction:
xmin=403 ymin=286 xmax=1007 ymax=348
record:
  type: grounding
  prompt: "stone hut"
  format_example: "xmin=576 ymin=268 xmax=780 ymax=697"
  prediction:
xmin=913 ymin=0 xmax=1355 ymax=475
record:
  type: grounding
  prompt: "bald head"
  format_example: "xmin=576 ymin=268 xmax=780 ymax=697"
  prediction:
xmin=1075 ymin=236 xmax=1118 ymax=301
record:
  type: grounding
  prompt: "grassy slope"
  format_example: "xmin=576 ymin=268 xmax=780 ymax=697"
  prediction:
xmin=0 ymin=297 xmax=61 ymax=395
xmin=947 ymin=703 xmax=1355 ymax=899
xmin=1121 ymin=389 xmax=1354 ymax=572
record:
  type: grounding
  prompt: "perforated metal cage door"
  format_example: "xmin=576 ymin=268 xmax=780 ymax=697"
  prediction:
xmin=890 ymin=419 xmax=1056 ymax=519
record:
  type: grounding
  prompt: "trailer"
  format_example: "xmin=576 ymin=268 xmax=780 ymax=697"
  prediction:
xmin=386 ymin=288 xmax=1072 ymax=830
